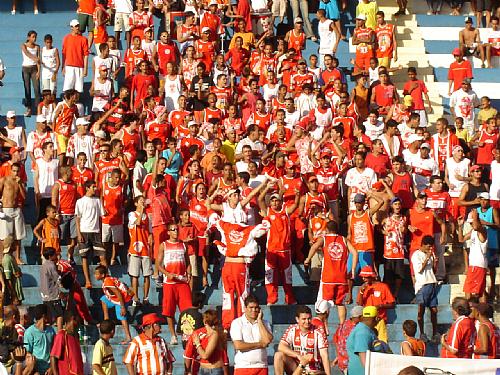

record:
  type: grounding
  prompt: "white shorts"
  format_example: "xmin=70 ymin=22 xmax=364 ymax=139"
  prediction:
xmin=102 ymin=224 xmax=124 ymax=244
xmin=128 ymin=254 xmax=153 ymax=277
xmin=114 ymin=12 xmax=132 ymax=32
xmin=0 ymin=208 xmax=27 ymax=241
xmin=63 ymin=66 xmax=84 ymax=93
xmin=189 ymin=254 xmax=199 ymax=277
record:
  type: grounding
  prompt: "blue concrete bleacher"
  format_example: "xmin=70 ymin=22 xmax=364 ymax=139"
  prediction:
xmin=0 ymin=5 xmax=455 ymax=371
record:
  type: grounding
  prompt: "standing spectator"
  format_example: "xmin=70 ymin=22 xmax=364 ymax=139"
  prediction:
xmin=356 ymin=0 xmax=379 ymax=30
xmin=50 ymin=311 xmax=84 ymax=375
xmin=274 ymin=305 xmax=330 ymax=375
xmin=2 ymin=235 xmax=24 ymax=305
xmin=40 ymin=248 xmax=64 ymax=330
xmin=41 ymin=34 xmax=60 ymax=95
xmin=411 ymin=235 xmax=439 ymax=343
xmin=114 ymin=0 xmax=133 ymax=49
xmin=92 ymin=319 xmax=117 ymax=375
xmin=24 ymin=304 xmax=55 ymax=375
xmin=101 ymin=168 xmax=124 ymax=266
xmin=440 ymin=297 xmax=476 ymax=358
xmin=123 ymin=313 xmax=175 ymax=375
xmin=62 ymin=20 xmax=90 ymax=93
xmin=177 ymin=291 xmax=205 ymax=349
xmin=230 ymin=295 xmax=273 ymax=374
xmin=403 ymin=67 xmax=432 ymax=127
xmin=332 ymin=306 xmax=363 ymax=373
xmin=346 ymin=306 xmax=378 ymax=375
xmin=75 ymin=180 xmax=106 ymax=289
xmin=448 ymin=49 xmax=473 ymax=96
xmin=375 ymin=11 xmax=397 ymax=68
xmin=450 ymin=79 xmax=480 ymax=138
xmin=26 ymin=115 xmax=56 ymax=167
xmin=20 ymin=30 xmax=41 ymax=117
xmin=77 ymin=0 xmax=96 ymax=47
xmin=356 ymin=266 xmax=395 ymax=343
xmin=34 ymin=141 xmax=59 ymax=222
xmin=472 ymin=302 xmax=498 ymax=358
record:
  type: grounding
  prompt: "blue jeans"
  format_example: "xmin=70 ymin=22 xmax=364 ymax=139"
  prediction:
xmin=198 ymin=368 xmax=224 ymax=375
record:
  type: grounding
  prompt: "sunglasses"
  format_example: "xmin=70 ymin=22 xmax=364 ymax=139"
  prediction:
xmin=169 ymin=228 xmax=178 ymax=232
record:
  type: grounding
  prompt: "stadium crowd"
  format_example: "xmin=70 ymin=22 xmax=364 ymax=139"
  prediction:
xmin=0 ymin=0 xmax=498 ymax=374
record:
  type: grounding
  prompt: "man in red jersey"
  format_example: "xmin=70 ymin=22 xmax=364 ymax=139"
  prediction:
xmin=305 ymin=221 xmax=358 ymax=325
xmin=94 ymin=143 xmax=126 ymax=189
xmin=441 ymin=297 xmax=476 ymax=358
xmin=257 ymin=183 xmax=299 ymax=306
xmin=62 ymin=20 xmax=90 ymax=93
xmin=51 ymin=166 xmax=78 ymax=264
xmin=101 ymin=169 xmax=124 ymax=266
xmin=71 ymin=152 xmax=94 ymax=198
xmin=375 ymin=11 xmax=397 ymax=68
xmin=290 ymin=59 xmax=317 ymax=97
xmin=448 ymin=48 xmax=473 ymax=96
xmin=371 ymin=71 xmax=398 ymax=115
xmin=352 ymin=14 xmax=375 ymax=74
xmin=431 ymin=117 xmax=460 ymax=172
xmin=157 ymin=222 xmax=191 ymax=346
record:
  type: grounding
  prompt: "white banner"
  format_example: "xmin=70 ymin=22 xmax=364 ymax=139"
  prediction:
xmin=366 ymin=351 xmax=500 ymax=375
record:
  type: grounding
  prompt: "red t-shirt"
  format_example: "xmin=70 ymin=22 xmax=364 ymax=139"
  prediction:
xmin=62 ymin=34 xmax=89 ymax=68
xmin=365 ymin=152 xmax=391 ymax=177
xmin=403 ymin=79 xmax=428 ymax=110
xmin=50 ymin=330 xmax=84 ymax=375
xmin=448 ymin=60 xmax=473 ymax=92
xmin=441 ymin=315 xmax=476 ymax=358
xmin=356 ymin=281 xmax=395 ymax=321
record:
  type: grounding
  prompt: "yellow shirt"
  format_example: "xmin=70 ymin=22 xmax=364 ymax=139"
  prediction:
xmin=356 ymin=1 xmax=379 ymax=30
xmin=456 ymin=128 xmax=471 ymax=143
xmin=92 ymin=338 xmax=117 ymax=375
xmin=229 ymin=32 xmax=255 ymax=50
xmin=477 ymin=107 xmax=497 ymax=125
xmin=221 ymin=140 xmax=237 ymax=163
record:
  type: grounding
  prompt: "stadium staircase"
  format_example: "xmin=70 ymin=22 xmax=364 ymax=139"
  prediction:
xmin=0 ymin=0 xmax=475 ymax=373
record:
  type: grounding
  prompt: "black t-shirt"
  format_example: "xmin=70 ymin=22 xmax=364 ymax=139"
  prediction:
xmin=189 ymin=75 xmax=212 ymax=111
xmin=176 ymin=307 xmax=204 ymax=348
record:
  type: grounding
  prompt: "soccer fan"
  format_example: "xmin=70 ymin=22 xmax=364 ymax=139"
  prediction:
xmin=346 ymin=306 xmax=378 ymax=375
xmin=440 ymin=297 xmax=476 ymax=358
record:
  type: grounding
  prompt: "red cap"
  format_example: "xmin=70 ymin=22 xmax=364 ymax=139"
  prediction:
xmin=470 ymin=164 xmax=483 ymax=171
xmin=320 ymin=150 xmax=332 ymax=159
xmin=9 ymin=147 xmax=22 ymax=155
xmin=372 ymin=181 xmax=384 ymax=191
xmin=296 ymin=118 xmax=309 ymax=131
xmin=452 ymin=48 xmax=461 ymax=56
xmin=142 ymin=313 xmax=165 ymax=327
xmin=285 ymin=160 xmax=295 ymax=169
xmin=359 ymin=266 xmax=377 ymax=278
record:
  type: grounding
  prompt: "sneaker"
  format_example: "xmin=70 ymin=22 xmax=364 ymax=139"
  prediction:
xmin=11 ymin=10 xmax=15 ymax=15
xmin=420 ymin=333 xmax=429 ymax=343
xmin=34 ymin=9 xmax=38 ymax=14
xmin=431 ymin=333 xmax=441 ymax=344
xmin=170 ymin=336 xmax=178 ymax=345
xmin=132 ymin=300 xmax=141 ymax=307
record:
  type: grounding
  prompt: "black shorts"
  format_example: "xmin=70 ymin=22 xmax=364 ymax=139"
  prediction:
xmin=78 ymin=232 xmax=106 ymax=258
xmin=476 ymin=0 xmax=493 ymax=11
xmin=384 ymin=258 xmax=406 ymax=281
xmin=44 ymin=300 xmax=64 ymax=320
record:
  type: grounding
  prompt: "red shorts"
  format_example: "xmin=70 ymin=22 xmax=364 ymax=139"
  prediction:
xmin=491 ymin=47 xmax=500 ymax=57
xmin=450 ymin=197 xmax=465 ymax=219
xmin=162 ymin=282 xmax=192 ymax=317
xmin=153 ymin=226 xmax=168 ymax=259
xmin=463 ymin=266 xmax=487 ymax=295
xmin=491 ymin=200 xmax=500 ymax=209
xmin=319 ymin=282 xmax=348 ymax=306
xmin=355 ymin=51 xmax=374 ymax=71
xmin=197 ymin=236 xmax=207 ymax=257
xmin=234 ymin=369 xmax=268 ymax=375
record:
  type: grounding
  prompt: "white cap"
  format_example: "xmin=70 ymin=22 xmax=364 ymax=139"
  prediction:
xmin=188 ymin=120 xmax=199 ymax=127
xmin=356 ymin=13 xmax=367 ymax=20
xmin=420 ymin=142 xmax=431 ymax=149
xmin=69 ymin=19 xmax=80 ymax=27
xmin=294 ymin=17 xmax=303 ymax=23
xmin=407 ymin=133 xmax=423 ymax=144
xmin=478 ymin=192 xmax=490 ymax=200
xmin=6 ymin=111 xmax=15 ymax=118
xmin=75 ymin=117 xmax=90 ymax=126
xmin=36 ymin=114 xmax=46 ymax=123
xmin=201 ymin=26 xmax=211 ymax=33
xmin=209 ymin=0 xmax=218 ymax=5
xmin=94 ymin=130 xmax=107 ymax=139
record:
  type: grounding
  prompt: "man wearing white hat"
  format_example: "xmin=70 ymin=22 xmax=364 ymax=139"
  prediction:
xmin=25 ymin=115 xmax=56 ymax=167
xmin=62 ymin=19 xmax=89 ymax=93
xmin=352 ymin=13 xmax=375 ymax=74
xmin=5 ymin=111 xmax=27 ymax=159
xmin=66 ymin=118 xmax=95 ymax=168
xmin=200 ymin=0 xmax=221 ymax=42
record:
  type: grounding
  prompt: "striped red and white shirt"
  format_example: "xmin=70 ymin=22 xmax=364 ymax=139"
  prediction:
xmin=123 ymin=333 xmax=175 ymax=375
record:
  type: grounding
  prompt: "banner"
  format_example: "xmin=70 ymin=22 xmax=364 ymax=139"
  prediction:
xmin=366 ymin=351 xmax=500 ymax=375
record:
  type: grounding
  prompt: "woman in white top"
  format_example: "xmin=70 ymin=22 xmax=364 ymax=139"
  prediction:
xmin=21 ymin=30 xmax=41 ymax=117
xmin=40 ymin=34 xmax=60 ymax=95
xmin=90 ymin=65 xmax=114 ymax=113
xmin=262 ymin=70 xmax=279 ymax=112
xmin=162 ymin=62 xmax=186 ymax=112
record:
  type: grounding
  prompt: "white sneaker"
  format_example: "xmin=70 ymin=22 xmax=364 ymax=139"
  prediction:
xmin=170 ymin=336 xmax=178 ymax=345
xmin=11 ymin=10 xmax=15 ymax=15
xmin=34 ymin=9 xmax=38 ymax=14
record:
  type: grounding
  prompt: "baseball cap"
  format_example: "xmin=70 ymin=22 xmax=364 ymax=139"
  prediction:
xmin=94 ymin=130 xmax=107 ymax=139
xmin=270 ymin=193 xmax=282 ymax=201
xmin=36 ymin=114 xmax=47 ymax=123
xmin=75 ymin=117 xmax=90 ymax=126
xmin=142 ymin=313 xmax=165 ymax=327
xmin=403 ymin=95 xmax=413 ymax=107
xmin=209 ymin=0 xmax=218 ymax=6
xmin=353 ymin=193 xmax=366 ymax=203
xmin=462 ymin=78 xmax=472 ymax=84
xmin=9 ymin=147 xmax=22 ymax=156
xmin=362 ymin=306 xmax=378 ymax=318
xmin=452 ymin=145 xmax=463 ymax=153
xmin=296 ymin=120 xmax=308 ymax=131
xmin=285 ymin=160 xmax=296 ymax=169
xmin=465 ymin=16 xmax=473 ymax=23
xmin=390 ymin=196 xmax=401 ymax=205
xmin=188 ymin=120 xmax=199 ymax=127
xmin=297 ymin=58 xmax=307 ymax=65
xmin=478 ymin=192 xmax=490 ymax=200
xmin=470 ymin=164 xmax=483 ymax=171
xmin=407 ymin=133 xmax=423 ymax=144
xmin=452 ymin=47 xmax=461 ymax=56
xmin=417 ymin=191 xmax=427 ymax=199
xmin=202 ymin=26 xmax=211 ymax=33
xmin=99 ymin=64 xmax=108 ymax=71
xmin=350 ymin=305 xmax=364 ymax=318
xmin=227 ymin=188 xmax=241 ymax=196
xmin=359 ymin=266 xmax=377 ymax=278
xmin=6 ymin=111 xmax=15 ymax=118
xmin=356 ymin=13 xmax=367 ymax=20
xmin=420 ymin=142 xmax=431 ymax=149
xmin=320 ymin=150 xmax=332 ymax=159
xmin=70 ymin=19 xmax=80 ymax=27
xmin=294 ymin=17 xmax=303 ymax=23
xmin=144 ymin=27 xmax=152 ymax=32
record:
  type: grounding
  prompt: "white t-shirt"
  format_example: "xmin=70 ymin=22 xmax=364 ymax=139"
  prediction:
xmin=41 ymin=46 xmax=58 ymax=80
xmin=235 ymin=137 xmax=265 ymax=156
xmin=364 ymin=119 xmax=384 ymax=140
xmin=36 ymin=158 xmax=59 ymax=198
xmin=445 ymin=157 xmax=470 ymax=198
xmin=221 ymin=202 xmax=247 ymax=224
xmin=6 ymin=127 xmax=24 ymax=148
xmin=411 ymin=157 xmax=439 ymax=192
xmin=75 ymin=196 xmax=104 ymax=233
xmin=133 ymin=161 xmax=147 ymax=198
xmin=318 ymin=19 xmax=337 ymax=55
xmin=230 ymin=315 xmax=272 ymax=369
xmin=469 ymin=230 xmax=488 ymax=268
xmin=114 ymin=0 xmax=133 ymax=13
xmin=402 ymin=148 xmax=420 ymax=167
xmin=411 ymin=249 xmax=437 ymax=293
xmin=490 ymin=160 xmax=500 ymax=201
xmin=449 ymin=89 xmax=479 ymax=124
xmin=344 ymin=167 xmax=377 ymax=211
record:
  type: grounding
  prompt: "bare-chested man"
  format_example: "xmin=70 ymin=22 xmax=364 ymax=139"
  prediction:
xmin=0 ymin=163 xmax=27 ymax=263
xmin=459 ymin=16 xmax=486 ymax=67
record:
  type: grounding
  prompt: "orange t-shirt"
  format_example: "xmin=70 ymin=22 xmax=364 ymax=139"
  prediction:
xmin=41 ymin=218 xmax=61 ymax=254
xmin=62 ymin=34 xmax=89 ymax=68
xmin=77 ymin=0 xmax=96 ymax=15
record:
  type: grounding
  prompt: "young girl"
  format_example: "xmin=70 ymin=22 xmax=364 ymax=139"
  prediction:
xmin=21 ymin=30 xmax=41 ymax=117
xmin=33 ymin=204 xmax=61 ymax=256
xmin=40 ymin=34 xmax=60 ymax=95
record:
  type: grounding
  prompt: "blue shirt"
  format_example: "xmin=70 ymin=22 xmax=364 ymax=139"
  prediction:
xmin=346 ymin=321 xmax=376 ymax=375
xmin=24 ymin=323 xmax=56 ymax=372
xmin=162 ymin=149 xmax=183 ymax=181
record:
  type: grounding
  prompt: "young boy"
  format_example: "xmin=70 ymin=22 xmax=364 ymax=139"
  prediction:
xmin=2 ymin=235 xmax=24 ymax=306
xmin=92 ymin=319 xmax=117 ymax=375
xmin=33 ymin=205 xmax=61 ymax=256
xmin=37 ymin=90 xmax=56 ymax=128
xmin=401 ymin=319 xmax=426 ymax=356
xmin=178 ymin=209 xmax=198 ymax=290
xmin=40 ymin=247 xmax=64 ymax=330
xmin=41 ymin=34 xmax=60 ymax=95
xmin=52 ymin=89 xmax=78 ymax=164
xmin=128 ymin=195 xmax=153 ymax=306
xmin=94 ymin=265 xmax=133 ymax=343
xmin=454 ymin=117 xmax=471 ymax=143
